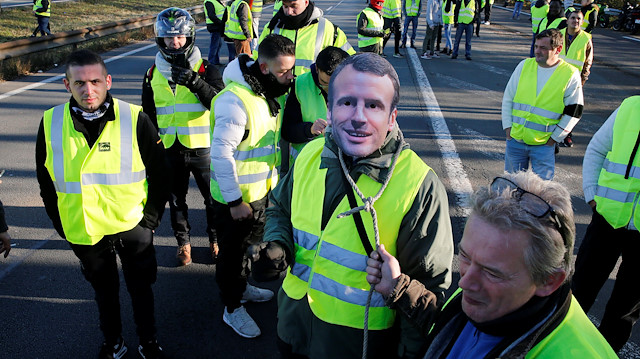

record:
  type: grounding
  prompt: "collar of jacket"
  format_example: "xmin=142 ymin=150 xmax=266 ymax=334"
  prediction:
xmin=267 ymin=2 xmax=322 ymax=30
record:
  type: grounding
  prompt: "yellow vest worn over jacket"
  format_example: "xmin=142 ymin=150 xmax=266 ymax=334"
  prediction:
xmin=442 ymin=0 xmax=456 ymax=24
xmin=581 ymin=6 xmax=598 ymax=31
xmin=282 ymin=138 xmax=430 ymax=330
xmin=151 ymin=60 xmax=210 ymax=149
xmin=43 ymin=100 xmax=147 ymax=245
xmin=210 ymin=82 xmax=279 ymax=204
xmin=406 ymin=0 xmax=421 ymax=16
xmin=560 ymin=29 xmax=591 ymax=71
xmin=290 ymin=71 xmax=327 ymax=159
xmin=458 ymin=0 xmax=476 ymax=24
xmin=204 ymin=0 xmax=226 ymax=24
xmin=358 ymin=8 xmax=385 ymax=49
xmin=531 ymin=4 xmax=549 ymax=33
xmin=33 ymin=0 xmax=50 ymax=16
xmin=273 ymin=0 xmax=282 ymax=16
xmin=225 ymin=0 xmax=252 ymax=40
xmin=511 ymin=58 xmax=577 ymax=145
xmin=595 ymin=96 xmax=640 ymax=229
xmin=538 ymin=16 xmax=565 ymax=32
xmin=251 ymin=0 xmax=263 ymax=15
xmin=382 ymin=0 xmax=402 ymax=18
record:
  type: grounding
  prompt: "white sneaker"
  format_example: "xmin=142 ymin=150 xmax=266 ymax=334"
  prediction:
xmin=420 ymin=53 xmax=432 ymax=60
xmin=484 ymin=21 xmax=490 ymax=25
xmin=432 ymin=52 xmax=440 ymax=58
xmin=241 ymin=283 xmax=274 ymax=303
xmin=223 ymin=306 xmax=261 ymax=338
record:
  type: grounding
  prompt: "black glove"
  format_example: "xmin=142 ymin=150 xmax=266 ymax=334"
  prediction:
xmin=247 ymin=241 xmax=288 ymax=282
xmin=171 ymin=66 xmax=200 ymax=89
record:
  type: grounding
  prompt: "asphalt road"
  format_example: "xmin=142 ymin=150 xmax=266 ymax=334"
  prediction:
xmin=0 ymin=0 xmax=639 ymax=358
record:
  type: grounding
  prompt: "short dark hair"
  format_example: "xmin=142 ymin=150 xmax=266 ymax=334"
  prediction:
xmin=535 ymin=28 xmax=563 ymax=49
xmin=315 ymin=46 xmax=349 ymax=76
xmin=258 ymin=34 xmax=296 ymax=62
xmin=65 ymin=49 xmax=107 ymax=79
xmin=327 ymin=53 xmax=400 ymax=113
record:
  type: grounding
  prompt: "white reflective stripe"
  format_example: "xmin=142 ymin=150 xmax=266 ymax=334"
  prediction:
xmin=291 ymin=262 xmax=312 ymax=281
xmin=370 ymin=26 xmax=383 ymax=31
xmin=82 ymin=170 xmax=147 ymax=186
xmin=314 ymin=19 xmax=328 ymax=61
xmin=560 ymin=55 xmax=584 ymax=68
xmin=229 ymin=16 xmax=240 ymax=23
xmin=293 ymin=227 xmax=319 ymax=250
xmin=596 ymin=185 xmax=637 ymax=203
xmin=226 ymin=29 xmax=246 ymax=36
xmin=341 ymin=42 xmax=353 ymax=52
xmin=310 ymin=272 xmax=386 ymax=307
xmin=273 ymin=27 xmax=283 ymax=35
xmin=158 ymin=127 xmax=176 ymax=135
xmin=511 ymin=116 xmax=554 ymax=133
xmin=513 ymin=102 xmax=562 ymax=120
xmin=156 ymin=106 xmax=174 ymax=115
xmin=176 ymin=125 xmax=210 ymax=136
xmin=295 ymin=59 xmax=314 ymax=68
xmin=238 ymin=169 xmax=274 ymax=184
xmin=156 ymin=103 xmax=207 ymax=115
xmin=603 ymin=158 xmax=640 ymax=180
xmin=318 ymin=241 xmax=368 ymax=272
xmin=233 ymin=144 xmax=275 ymax=161
xmin=50 ymin=104 xmax=81 ymax=193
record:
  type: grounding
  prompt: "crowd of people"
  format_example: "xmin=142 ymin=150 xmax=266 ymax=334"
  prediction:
xmin=0 ymin=0 xmax=632 ymax=358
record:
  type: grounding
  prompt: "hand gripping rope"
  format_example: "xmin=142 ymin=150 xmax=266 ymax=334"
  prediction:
xmin=336 ymin=130 xmax=405 ymax=359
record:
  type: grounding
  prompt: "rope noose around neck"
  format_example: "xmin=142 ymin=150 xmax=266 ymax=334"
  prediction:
xmin=336 ymin=130 xmax=405 ymax=359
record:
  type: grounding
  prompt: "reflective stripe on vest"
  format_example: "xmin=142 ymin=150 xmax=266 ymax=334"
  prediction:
xmin=251 ymin=0 xmax=263 ymax=14
xmin=33 ymin=0 xmax=51 ymax=16
xmin=204 ymin=0 xmax=226 ymax=24
xmin=442 ymin=0 xmax=456 ymax=24
xmin=560 ymin=28 xmax=591 ymax=71
xmin=539 ymin=16 xmax=566 ymax=32
xmin=406 ymin=0 xmax=421 ymax=16
xmin=225 ymin=0 xmax=252 ymax=40
xmin=151 ymin=61 xmax=210 ymax=149
xmin=531 ymin=4 xmax=549 ymax=32
xmin=382 ymin=0 xmax=402 ymax=18
xmin=510 ymin=58 xmax=576 ymax=145
xmin=282 ymin=138 xmax=430 ymax=330
xmin=210 ymin=82 xmax=279 ymax=204
xmin=581 ymin=7 xmax=596 ymax=30
xmin=458 ymin=0 xmax=476 ymax=24
xmin=358 ymin=8 xmax=385 ymax=49
xmin=43 ymin=100 xmax=147 ymax=245
xmin=273 ymin=0 xmax=282 ymax=15
xmin=595 ymin=96 xmax=640 ymax=229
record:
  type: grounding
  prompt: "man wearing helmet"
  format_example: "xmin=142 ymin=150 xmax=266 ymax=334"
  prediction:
xmin=142 ymin=7 xmax=225 ymax=266
xmin=357 ymin=0 xmax=388 ymax=54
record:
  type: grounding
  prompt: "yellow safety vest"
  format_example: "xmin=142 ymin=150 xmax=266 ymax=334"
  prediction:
xmin=33 ymin=0 xmax=50 ymax=16
xmin=382 ymin=0 xmax=402 ymax=18
xmin=282 ymin=138 xmax=430 ymax=330
xmin=225 ymin=0 xmax=253 ymax=40
xmin=510 ymin=58 xmax=577 ymax=145
xmin=581 ymin=6 xmax=598 ymax=31
xmin=442 ymin=0 xmax=456 ymax=24
xmin=406 ymin=0 xmax=421 ymax=16
xmin=538 ymin=16 xmax=566 ymax=32
xmin=251 ymin=0 xmax=263 ymax=15
xmin=273 ymin=0 xmax=282 ymax=16
xmin=210 ymin=82 xmax=280 ymax=204
xmin=458 ymin=0 xmax=476 ymax=24
xmin=358 ymin=8 xmax=385 ymax=49
xmin=290 ymin=71 xmax=327 ymax=159
xmin=150 ymin=60 xmax=210 ymax=149
xmin=531 ymin=4 xmax=550 ymax=33
xmin=560 ymin=28 xmax=591 ymax=71
xmin=259 ymin=19 xmax=355 ymax=76
xmin=204 ymin=0 xmax=226 ymax=24
xmin=595 ymin=97 xmax=640 ymax=229
xmin=43 ymin=100 xmax=147 ymax=245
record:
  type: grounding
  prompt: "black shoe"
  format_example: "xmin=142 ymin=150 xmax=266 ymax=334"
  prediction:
xmin=99 ymin=336 xmax=127 ymax=359
xmin=561 ymin=136 xmax=574 ymax=147
xmin=138 ymin=340 xmax=165 ymax=359
xmin=451 ymin=55 xmax=458 ymax=59
xmin=466 ymin=55 xmax=472 ymax=60
xmin=555 ymin=143 xmax=560 ymax=155
xmin=410 ymin=43 xmax=416 ymax=49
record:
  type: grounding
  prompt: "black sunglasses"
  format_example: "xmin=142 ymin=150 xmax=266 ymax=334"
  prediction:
xmin=490 ymin=177 xmax=566 ymax=245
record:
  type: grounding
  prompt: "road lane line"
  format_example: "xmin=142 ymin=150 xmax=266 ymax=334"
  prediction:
xmin=623 ymin=36 xmax=640 ymax=43
xmin=0 ymin=234 xmax=52 ymax=281
xmin=406 ymin=48 xmax=474 ymax=215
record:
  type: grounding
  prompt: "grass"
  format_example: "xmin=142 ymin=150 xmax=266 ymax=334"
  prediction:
xmin=0 ymin=0 xmax=202 ymax=43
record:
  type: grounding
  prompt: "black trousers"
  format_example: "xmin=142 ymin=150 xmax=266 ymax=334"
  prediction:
xmin=484 ymin=3 xmax=492 ymax=22
xmin=213 ymin=196 xmax=268 ymax=310
xmin=383 ymin=17 xmax=401 ymax=53
xmin=166 ymin=144 xmax=217 ymax=247
xmin=70 ymin=224 xmax=157 ymax=345
xmin=572 ymin=209 xmax=640 ymax=352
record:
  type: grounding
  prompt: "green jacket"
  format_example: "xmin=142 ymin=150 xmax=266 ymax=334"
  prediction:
xmin=265 ymin=125 xmax=454 ymax=358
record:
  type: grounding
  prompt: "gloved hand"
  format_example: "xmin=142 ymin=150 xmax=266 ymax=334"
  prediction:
xmin=247 ymin=241 xmax=288 ymax=282
xmin=171 ymin=65 xmax=200 ymax=89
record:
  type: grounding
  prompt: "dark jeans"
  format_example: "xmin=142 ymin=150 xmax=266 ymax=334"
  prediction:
xmin=213 ymin=196 xmax=268 ymax=310
xmin=167 ymin=144 xmax=217 ymax=247
xmin=383 ymin=17 xmax=401 ymax=53
xmin=484 ymin=3 xmax=492 ymax=22
xmin=33 ymin=15 xmax=51 ymax=36
xmin=453 ymin=22 xmax=474 ymax=57
xmin=69 ymin=225 xmax=157 ymax=345
xmin=401 ymin=16 xmax=419 ymax=45
xmin=572 ymin=209 xmax=640 ymax=352
xmin=208 ymin=30 xmax=222 ymax=65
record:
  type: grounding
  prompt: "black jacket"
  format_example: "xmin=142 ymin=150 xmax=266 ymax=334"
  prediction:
xmin=0 ymin=199 xmax=7 ymax=233
xmin=35 ymin=94 xmax=170 ymax=239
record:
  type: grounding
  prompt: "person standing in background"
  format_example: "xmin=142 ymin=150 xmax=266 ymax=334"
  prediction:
xmin=204 ymin=0 xmax=227 ymax=65
xmin=401 ymin=0 xmax=422 ymax=48
xmin=31 ymin=0 xmax=51 ymax=37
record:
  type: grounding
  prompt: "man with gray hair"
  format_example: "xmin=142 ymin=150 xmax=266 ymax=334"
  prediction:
xmin=250 ymin=52 xmax=454 ymax=358
xmin=366 ymin=170 xmax=617 ymax=358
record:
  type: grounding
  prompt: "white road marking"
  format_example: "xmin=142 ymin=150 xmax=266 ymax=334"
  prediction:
xmin=623 ymin=36 xmax=640 ymax=43
xmin=0 ymin=294 xmax=93 ymax=304
xmin=324 ymin=0 xmax=347 ymax=14
xmin=0 ymin=233 xmax=53 ymax=281
xmin=406 ymin=48 xmax=474 ymax=215
xmin=474 ymin=62 xmax=513 ymax=77
xmin=433 ymin=72 xmax=503 ymax=102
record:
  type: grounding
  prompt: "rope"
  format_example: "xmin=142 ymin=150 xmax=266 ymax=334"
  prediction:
xmin=336 ymin=130 xmax=405 ymax=359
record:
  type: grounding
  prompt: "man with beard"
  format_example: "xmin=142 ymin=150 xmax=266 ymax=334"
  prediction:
xmin=210 ymin=34 xmax=295 ymax=339
xmin=256 ymin=0 xmax=355 ymax=76
xmin=250 ymin=53 xmax=454 ymax=358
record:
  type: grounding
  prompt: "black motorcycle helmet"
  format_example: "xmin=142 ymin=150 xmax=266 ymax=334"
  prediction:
xmin=155 ymin=7 xmax=196 ymax=64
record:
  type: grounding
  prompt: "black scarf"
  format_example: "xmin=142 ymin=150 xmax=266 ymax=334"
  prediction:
xmin=268 ymin=1 xmax=315 ymax=30
xmin=237 ymin=54 xmax=289 ymax=116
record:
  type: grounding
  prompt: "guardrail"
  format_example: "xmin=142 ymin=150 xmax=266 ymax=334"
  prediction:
xmin=0 ymin=5 xmax=204 ymax=62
